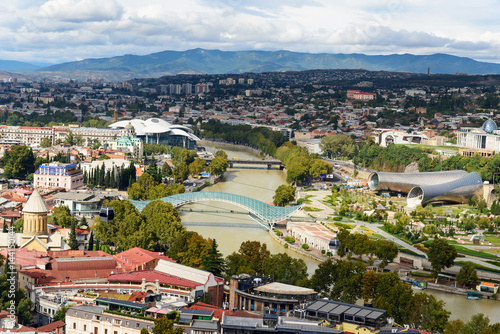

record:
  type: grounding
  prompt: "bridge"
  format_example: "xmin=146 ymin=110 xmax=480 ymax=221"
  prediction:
xmin=205 ymin=158 xmax=284 ymax=169
xmin=129 ymin=191 xmax=303 ymax=230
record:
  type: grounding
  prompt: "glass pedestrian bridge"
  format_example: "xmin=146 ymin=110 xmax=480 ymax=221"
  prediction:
xmin=129 ymin=191 xmax=303 ymax=228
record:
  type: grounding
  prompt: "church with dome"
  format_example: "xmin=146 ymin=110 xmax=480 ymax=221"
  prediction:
xmin=0 ymin=189 xmax=70 ymax=251
xmin=457 ymin=119 xmax=500 ymax=153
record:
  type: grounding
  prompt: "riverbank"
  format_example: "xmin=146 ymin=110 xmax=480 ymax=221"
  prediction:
xmin=199 ymin=139 xmax=268 ymax=158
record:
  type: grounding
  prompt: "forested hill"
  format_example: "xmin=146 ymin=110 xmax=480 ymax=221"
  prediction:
xmin=37 ymin=49 xmax=500 ymax=77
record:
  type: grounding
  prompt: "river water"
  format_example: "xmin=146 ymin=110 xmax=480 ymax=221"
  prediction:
xmin=180 ymin=142 xmax=500 ymax=322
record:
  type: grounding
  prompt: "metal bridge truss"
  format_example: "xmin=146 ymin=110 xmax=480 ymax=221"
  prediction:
xmin=129 ymin=191 xmax=303 ymax=230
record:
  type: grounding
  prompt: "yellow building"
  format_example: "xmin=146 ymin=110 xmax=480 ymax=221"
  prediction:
xmin=0 ymin=189 xmax=69 ymax=251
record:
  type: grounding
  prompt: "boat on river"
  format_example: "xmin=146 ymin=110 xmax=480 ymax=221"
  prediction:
xmin=466 ymin=291 xmax=482 ymax=300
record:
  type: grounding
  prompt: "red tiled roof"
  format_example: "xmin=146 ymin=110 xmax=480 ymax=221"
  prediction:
xmin=108 ymin=270 xmax=199 ymax=289
xmin=20 ymin=267 xmax=114 ymax=285
xmin=48 ymin=250 xmax=111 ymax=258
xmin=36 ymin=320 xmax=66 ymax=332
xmin=51 ymin=257 xmax=116 ymax=271
xmin=114 ymin=247 xmax=175 ymax=271
xmin=0 ymin=249 xmax=49 ymax=268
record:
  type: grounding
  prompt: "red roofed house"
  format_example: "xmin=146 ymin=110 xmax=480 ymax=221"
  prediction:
xmin=114 ymin=247 xmax=175 ymax=272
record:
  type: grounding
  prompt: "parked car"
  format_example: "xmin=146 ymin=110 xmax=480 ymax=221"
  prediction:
xmin=410 ymin=266 xmax=419 ymax=270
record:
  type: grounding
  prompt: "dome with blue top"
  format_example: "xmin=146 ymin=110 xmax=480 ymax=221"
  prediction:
xmin=482 ymin=119 xmax=498 ymax=133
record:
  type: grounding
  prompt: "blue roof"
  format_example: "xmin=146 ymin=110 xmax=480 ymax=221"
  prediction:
xmin=129 ymin=191 xmax=302 ymax=222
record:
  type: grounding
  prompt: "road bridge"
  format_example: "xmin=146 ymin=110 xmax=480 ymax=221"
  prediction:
xmin=205 ymin=158 xmax=284 ymax=169
xmin=129 ymin=191 xmax=302 ymax=230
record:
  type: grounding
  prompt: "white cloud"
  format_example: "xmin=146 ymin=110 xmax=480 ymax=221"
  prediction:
xmin=0 ymin=0 xmax=499 ymax=64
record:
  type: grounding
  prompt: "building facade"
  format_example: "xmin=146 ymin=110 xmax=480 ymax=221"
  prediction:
xmin=102 ymin=136 xmax=144 ymax=159
xmin=66 ymin=305 xmax=155 ymax=334
xmin=457 ymin=119 xmax=500 ymax=151
xmin=0 ymin=125 xmax=134 ymax=147
xmin=34 ymin=162 xmax=84 ymax=190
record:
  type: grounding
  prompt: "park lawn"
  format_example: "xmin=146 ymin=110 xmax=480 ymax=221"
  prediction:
xmin=304 ymin=206 xmax=324 ymax=212
xmin=455 ymin=261 xmax=500 ymax=274
xmin=484 ymin=236 xmax=500 ymax=246
xmin=359 ymin=226 xmax=374 ymax=236
xmin=487 ymin=248 xmax=500 ymax=254
xmin=454 ymin=245 xmax=499 ymax=260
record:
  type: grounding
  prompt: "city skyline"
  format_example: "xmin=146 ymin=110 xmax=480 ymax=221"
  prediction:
xmin=2 ymin=0 xmax=500 ymax=65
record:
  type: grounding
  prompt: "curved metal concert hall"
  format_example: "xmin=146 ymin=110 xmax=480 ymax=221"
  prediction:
xmin=407 ymin=172 xmax=483 ymax=207
xmin=368 ymin=170 xmax=468 ymax=193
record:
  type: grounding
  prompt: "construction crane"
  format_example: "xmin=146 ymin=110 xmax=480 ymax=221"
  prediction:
xmin=113 ymin=106 xmax=141 ymax=122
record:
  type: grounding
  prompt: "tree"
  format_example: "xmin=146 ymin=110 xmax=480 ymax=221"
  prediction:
xmin=262 ymin=253 xmax=308 ymax=286
xmin=457 ymin=262 xmax=479 ymax=288
xmin=53 ymin=306 xmax=69 ymax=322
xmin=320 ymin=134 xmax=353 ymax=158
xmin=428 ymin=238 xmax=457 ymax=282
xmin=407 ymin=292 xmax=450 ymax=334
xmin=2 ymin=145 xmax=36 ymax=178
xmin=40 ymin=137 xmax=52 ymax=148
xmin=146 ymin=157 xmax=161 ymax=183
xmin=229 ymin=241 xmax=271 ymax=275
xmin=152 ymin=316 xmax=183 ymax=334
xmin=273 ymin=184 xmax=296 ymax=206
xmin=68 ymin=220 xmax=79 ymax=250
xmin=179 ymin=233 xmax=211 ymax=269
xmin=309 ymin=159 xmax=332 ymax=178
xmin=64 ymin=130 xmax=76 ymax=146
xmin=173 ymin=163 xmax=189 ymax=183
xmin=202 ymin=239 xmax=225 ymax=277
xmin=141 ymin=200 xmax=183 ymax=251
xmin=444 ymin=319 xmax=464 ymax=334
xmin=208 ymin=156 xmax=228 ymax=175
xmin=373 ymin=273 xmax=414 ymax=324
xmin=461 ymin=313 xmax=491 ymax=334
xmin=128 ymin=173 xmax=158 ymax=200
xmin=161 ymin=163 xmax=173 ymax=177
xmin=374 ymin=240 xmax=399 ymax=268
xmin=88 ymin=231 xmax=94 ymax=251
xmin=285 ymin=153 xmax=310 ymax=184
xmin=361 ymin=270 xmax=378 ymax=303
xmin=215 ymin=149 xmax=228 ymax=159
xmin=51 ymin=205 xmax=75 ymax=227
xmin=188 ymin=157 xmax=206 ymax=176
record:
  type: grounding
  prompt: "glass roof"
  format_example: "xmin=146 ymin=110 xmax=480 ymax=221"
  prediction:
xmin=129 ymin=191 xmax=303 ymax=223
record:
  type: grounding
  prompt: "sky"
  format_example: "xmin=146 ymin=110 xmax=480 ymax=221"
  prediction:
xmin=2 ymin=0 xmax=500 ymax=65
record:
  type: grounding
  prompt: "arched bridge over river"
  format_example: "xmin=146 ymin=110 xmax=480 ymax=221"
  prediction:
xmin=129 ymin=191 xmax=303 ymax=230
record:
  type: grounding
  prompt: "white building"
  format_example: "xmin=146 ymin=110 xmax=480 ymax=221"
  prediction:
xmin=66 ymin=305 xmax=154 ymax=334
xmin=457 ymin=120 xmax=500 ymax=152
xmin=286 ymin=221 xmax=338 ymax=253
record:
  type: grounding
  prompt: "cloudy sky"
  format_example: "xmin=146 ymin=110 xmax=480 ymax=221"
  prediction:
xmin=2 ymin=0 xmax=500 ymax=64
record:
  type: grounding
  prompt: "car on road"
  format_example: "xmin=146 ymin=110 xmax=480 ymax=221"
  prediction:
xmin=410 ymin=266 xmax=419 ymax=270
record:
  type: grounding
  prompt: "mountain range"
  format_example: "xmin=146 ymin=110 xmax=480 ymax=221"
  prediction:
xmin=4 ymin=49 xmax=500 ymax=79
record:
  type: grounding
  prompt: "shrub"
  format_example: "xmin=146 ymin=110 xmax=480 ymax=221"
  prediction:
xmin=321 ymin=250 xmax=325 ymax=254
xmin=302 ymin=243 xmax=309 ymax=250
xmin=284 ymin=236 xmax=295 ymax=243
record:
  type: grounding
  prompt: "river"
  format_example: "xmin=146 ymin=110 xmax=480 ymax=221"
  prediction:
xmin=180 ymin=141 xmax=500 ymax=322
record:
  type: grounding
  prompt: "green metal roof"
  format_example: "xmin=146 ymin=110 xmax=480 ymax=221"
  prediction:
xmin=129 ymin=191 xmax=302 ymax=223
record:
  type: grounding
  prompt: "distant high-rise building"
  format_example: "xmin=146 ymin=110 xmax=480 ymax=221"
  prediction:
xmin=182 ymin=83 xmax=192 ymax=95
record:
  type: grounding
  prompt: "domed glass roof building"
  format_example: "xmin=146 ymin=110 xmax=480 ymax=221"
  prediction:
xmin=482 ymin=119 xmax=498 ymax=133
xmin=109 ymin=118 xmax=200 ymax=149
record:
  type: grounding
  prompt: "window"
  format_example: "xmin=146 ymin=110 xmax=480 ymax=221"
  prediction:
xmin=94 ymin=327 xmax=98 ymax=334
xmin=105 ymin=329 xmax=108 ymax=334
xmin=73 ymin=323 xmax=76 ymax=329
xmin=84 ymin=325 xmax=87 ymax=331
